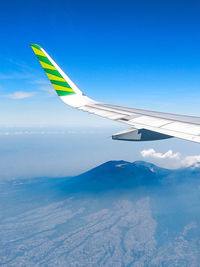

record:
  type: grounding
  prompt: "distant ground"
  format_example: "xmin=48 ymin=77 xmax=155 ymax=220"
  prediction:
xmin=0 ymin=161 xmax=200 ymax=266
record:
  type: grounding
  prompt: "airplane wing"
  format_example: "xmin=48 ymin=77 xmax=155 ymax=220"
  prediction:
xmin=31 ymin=44 xmax=200 ymax=143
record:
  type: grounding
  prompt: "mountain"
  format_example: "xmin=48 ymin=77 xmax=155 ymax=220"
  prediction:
xmin=0 ymin=161 xmax=200 ymax=266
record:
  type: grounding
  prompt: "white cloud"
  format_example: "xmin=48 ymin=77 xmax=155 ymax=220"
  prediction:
xmin=140 ymin=148 xmax=200 ymax=169
xmin=141 ymin=149 xmax=180 ymax=160
xmin=181 ymin=155 xmax=200 ymax=168
xmin=0 ymin=73 xmax=32 ymax=80
xmin=8 ymin=91 xmax=35 ymax=99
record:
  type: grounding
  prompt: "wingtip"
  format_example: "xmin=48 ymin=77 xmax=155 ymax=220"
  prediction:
xmin=30 ymin=43 xmax=42 ymax=50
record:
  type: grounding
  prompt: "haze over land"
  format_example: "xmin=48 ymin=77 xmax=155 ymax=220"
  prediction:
xmin=1 ymin=128 xmax=200 ymax=181
xmin=1 ymin=160 xmax=200 ymax=266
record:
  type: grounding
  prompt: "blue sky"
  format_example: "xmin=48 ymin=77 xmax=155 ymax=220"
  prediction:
xmin=1 ymin=0 xmax=200 ymax=179
xmin=1 ymin=0 xmax=200 ymax=125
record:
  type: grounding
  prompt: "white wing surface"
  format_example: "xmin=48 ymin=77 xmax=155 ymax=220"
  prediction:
xmin=31 ymin=44 xmax=200 ymax=143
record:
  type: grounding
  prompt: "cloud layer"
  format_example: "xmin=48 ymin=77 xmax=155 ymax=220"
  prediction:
xmin=8 ymin=91 xmax=35 ymax=99
xmin=141 ymin=148 xmax=200 ymax=169
xmin=141 ymin=149 xmax=180 ymax=160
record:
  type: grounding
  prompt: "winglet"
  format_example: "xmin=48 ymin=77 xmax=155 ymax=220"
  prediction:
xmin=30 ymin=44 xmax=82 ymax=96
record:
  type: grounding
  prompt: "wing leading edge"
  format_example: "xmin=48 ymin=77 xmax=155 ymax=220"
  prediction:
xmin=31 ymin=44 xmax=200 ymax=144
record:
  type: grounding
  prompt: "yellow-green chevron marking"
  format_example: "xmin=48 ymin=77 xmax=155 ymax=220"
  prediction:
xmin=31 ymin=44 xmax=75 ymax=96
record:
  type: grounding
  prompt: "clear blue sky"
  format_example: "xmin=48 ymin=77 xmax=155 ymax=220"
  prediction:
xmin=1 ymin=0 xmax=200 ymax=126
xmin=1 ymin=0 xmax=200 ymax=179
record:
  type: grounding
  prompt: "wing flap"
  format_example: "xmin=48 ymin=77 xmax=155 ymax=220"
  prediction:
xmin=161 ymin=121 xmax=200 ymax=135
xmin=126 ymin=120 xmax=200 ymax=143
xmin=130 ymin=116 xmax=171 ymax=128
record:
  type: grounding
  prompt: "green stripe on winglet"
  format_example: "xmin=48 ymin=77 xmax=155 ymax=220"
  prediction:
xmin=44 ymin=68 xmax=63 ymax=78
xmin=51 ymin=80 xmax=71 ymax=88
xmin=36 ymin=55 xmax=53 ymax=66
xmin=56 ymin=90 xmax=75 ymax=96
xmin=31 ymin=44 xmax=42 ymax=50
